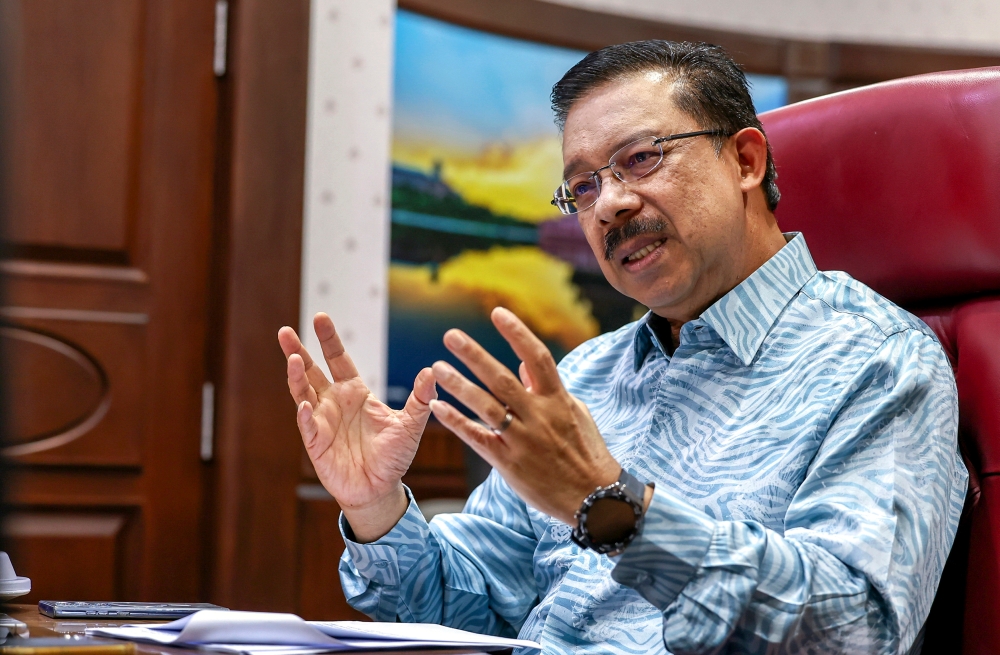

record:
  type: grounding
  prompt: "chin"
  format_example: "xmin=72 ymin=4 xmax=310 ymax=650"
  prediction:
xmin=626 ymin=281 xmax=691 ymax=316
xmin=601 ymin=259 xmax=693 ymax=313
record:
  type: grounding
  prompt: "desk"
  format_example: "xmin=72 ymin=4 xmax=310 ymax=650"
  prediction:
xmin=0 ymin=606 xmax=498 ymax=655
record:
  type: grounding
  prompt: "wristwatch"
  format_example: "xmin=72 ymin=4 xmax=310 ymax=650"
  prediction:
xmin=571 ymin=468 xmax=647 ymax=555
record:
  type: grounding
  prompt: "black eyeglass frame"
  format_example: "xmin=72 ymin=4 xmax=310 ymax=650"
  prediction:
xmin=551 ymin=129 xmax=732 ymax=215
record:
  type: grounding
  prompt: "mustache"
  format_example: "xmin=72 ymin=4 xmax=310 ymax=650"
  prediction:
xmin=604 ymin=217 xmax=667 ymax=261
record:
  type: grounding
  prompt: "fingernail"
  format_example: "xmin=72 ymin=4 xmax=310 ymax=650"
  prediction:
xmin=444 ymin=330 xmax=466 ymax=348
xmin=494 ymin=307 xmax=514 ymax=325
xmin=429 ymin=399 xmax=441 ymax=413
xmin=431 ymin=361 xmax=454 ymax=378
xmin=298 ymin=401 xmax=309 ymax=412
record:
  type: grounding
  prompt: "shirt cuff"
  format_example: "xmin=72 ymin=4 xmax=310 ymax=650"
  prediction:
xmin=339 ymin=486 xmax=429 ymax=587
xmin=611 ymin=485 xmax=716 ymax=609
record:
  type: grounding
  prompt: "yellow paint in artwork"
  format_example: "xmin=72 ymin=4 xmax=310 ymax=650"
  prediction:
xmin=392 ymin=136 xmax=565 ymax=223
xmin=390 ymin=246 xmax=599 ymax=351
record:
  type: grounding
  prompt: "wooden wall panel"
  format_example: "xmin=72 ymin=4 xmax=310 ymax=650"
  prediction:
xmin=831 ymin=42 xmax=1000 ymax=84
xmin=294 ymin=422 xmax=469 ymax=620
xmin=397 ymin=0 xmax=787 ymax=74
xmin=3 ymin=326 xmax=107 ymax=448
xmin=4 ymin=468 xmax=144 ymax=508
xmin=1 ymin=261 xmax=148 ymax=465
xmin=3 ymin=512 xmax=132 ymax=602
xmin=296 ymin=495 xmax=368 ymax=621
xmin=403 ymin=422 xmax=468 ymax=500
xmin=1 ymin=318 xmax=145 ymax=466
xmin=209 ymin=0 xmax=310 ymax=612
xmin=0 ymin=261 xmax=148 ymax=313
xmin=0 ymin=260 xmax=149 ymax=466
xmin=0 ymin=0 xmax=144 ymax=255
xmin=128 ymin=0 xmax=217 ymax=602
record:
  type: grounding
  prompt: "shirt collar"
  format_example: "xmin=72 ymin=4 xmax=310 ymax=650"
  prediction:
xmin=632 ymin=232 xmax=818 ymax=370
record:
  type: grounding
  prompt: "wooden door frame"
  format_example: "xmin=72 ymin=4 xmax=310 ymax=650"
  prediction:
xmin=208 ymin=0 xmax=1000 ymax=611
xmin=208 ymin=0 xmax=310 ymax=611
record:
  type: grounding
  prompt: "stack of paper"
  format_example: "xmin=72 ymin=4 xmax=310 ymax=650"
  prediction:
xmin=86 ymin=610 xmax=540 ymax=653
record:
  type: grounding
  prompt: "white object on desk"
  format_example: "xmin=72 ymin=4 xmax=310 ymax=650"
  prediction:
xmin=0 ymin=552 xmax=31 ymax=602
xmin=86 ymin=609 xmax=541 ymax=652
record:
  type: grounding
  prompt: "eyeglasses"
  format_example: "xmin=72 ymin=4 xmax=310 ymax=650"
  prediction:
xmin=551 ymin=130 xmax=730 ymax=215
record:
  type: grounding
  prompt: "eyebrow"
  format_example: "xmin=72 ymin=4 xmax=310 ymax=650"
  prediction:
xmin=561 ymin=129 xmax=664 ymax=179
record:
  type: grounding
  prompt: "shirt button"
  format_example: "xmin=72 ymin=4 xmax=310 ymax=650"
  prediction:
xmin=374 ymin=560 xmax=389 ymax=568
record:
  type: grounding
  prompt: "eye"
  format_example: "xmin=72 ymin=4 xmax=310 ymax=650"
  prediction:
xmin=572 ymin=179 xmax=596 ymax=197
xmin=625 ymin=149 xmax=657 ymax=169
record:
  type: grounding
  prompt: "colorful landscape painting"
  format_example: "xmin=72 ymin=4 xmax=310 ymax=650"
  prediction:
xmin=385 ymin=10 xmax=788 ymax=407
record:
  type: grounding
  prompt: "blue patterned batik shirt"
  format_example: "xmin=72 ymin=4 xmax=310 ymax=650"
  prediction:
xmin=339 ymin=233 xmax=967 ymax=654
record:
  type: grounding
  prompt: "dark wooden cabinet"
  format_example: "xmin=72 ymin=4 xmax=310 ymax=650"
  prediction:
xmin=0 ymin=0 xmax=218 ymax=602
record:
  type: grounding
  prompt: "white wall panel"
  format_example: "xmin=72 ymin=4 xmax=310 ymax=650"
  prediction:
xmin=301 ymin=0 xmax=395 ymax=400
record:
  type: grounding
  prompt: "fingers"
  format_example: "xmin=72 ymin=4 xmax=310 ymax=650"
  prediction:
xmin=412 ymin=366 xmax=438 ymax=405
xmin=442 ymin=329 xmax=528 ymax=412
xmin=314 ymin=313 xmax=361 ymax=381
xmin=287 ymin=354 xmax=319 ymax=407
xmin=431 ymin=360 xmax=510 ymax=431
xmin=429 ymin=399 xmax=505 ymax=462
xmin=296 ymin=400 xmax=321 ymax=449
xmin=400 ymin=367 xmax=437 ymax=433
xmin=491 ymin=308 xmax=562 ymax=395
xmin=278 ymin=325 xmax=331 ymax=393
xmin=518 ymin=362 xmax=534 ymax=393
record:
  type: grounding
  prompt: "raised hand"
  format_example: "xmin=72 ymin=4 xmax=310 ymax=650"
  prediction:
xmin=278 ymin=313 xmax=436 ymax=541
xmin=428 ymin=307 xmax=622 ymax=525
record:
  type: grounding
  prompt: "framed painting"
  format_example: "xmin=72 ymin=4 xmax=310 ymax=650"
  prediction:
xmin=385 ymin=9 xmax=788 ymax=408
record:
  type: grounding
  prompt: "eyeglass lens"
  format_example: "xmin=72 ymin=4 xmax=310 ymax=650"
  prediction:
xmin=555 ymin=138 xmax=664 ymax=214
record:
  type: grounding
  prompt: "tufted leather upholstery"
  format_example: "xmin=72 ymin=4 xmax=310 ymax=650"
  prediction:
xmin=760 ymin=67 xmax=1000 ymax=654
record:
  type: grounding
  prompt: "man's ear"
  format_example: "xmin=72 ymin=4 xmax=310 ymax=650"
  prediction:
xmin=733 ymin=127 xmax=768 ymax=193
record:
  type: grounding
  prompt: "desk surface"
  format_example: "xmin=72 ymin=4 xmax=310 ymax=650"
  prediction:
xmin=0 ymin=605 xmax=496 ymax=655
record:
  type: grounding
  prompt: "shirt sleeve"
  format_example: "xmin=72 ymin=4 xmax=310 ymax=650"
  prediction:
xmin=612 ymin=329 xmax=968 ymax=654
xmin=338 ymin=472 xmax=541 ymax=637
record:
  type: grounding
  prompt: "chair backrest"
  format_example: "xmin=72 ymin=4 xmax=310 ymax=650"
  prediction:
xmin=759 ymin=67 xmax=1000 ymax=655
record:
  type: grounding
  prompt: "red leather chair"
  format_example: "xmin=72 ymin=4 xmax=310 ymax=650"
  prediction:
xmin=760 ymin=67 xmax=1000 ymax=654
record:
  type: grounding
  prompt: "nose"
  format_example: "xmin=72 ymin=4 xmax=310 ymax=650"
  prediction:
xmin=593 ymin=168 xmax=641 ymax=225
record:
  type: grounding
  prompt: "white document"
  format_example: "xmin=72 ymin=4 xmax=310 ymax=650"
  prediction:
xmin=85 ymin=610 xmax=540 ymax=652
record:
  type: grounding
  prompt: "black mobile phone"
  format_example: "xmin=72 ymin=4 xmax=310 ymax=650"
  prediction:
xmin=38 ymin=601 xmax=227 ymax=620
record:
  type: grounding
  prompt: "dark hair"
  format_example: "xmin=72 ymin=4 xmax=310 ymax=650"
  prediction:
xmin=551 ymin=40 xmax=780 ymax=211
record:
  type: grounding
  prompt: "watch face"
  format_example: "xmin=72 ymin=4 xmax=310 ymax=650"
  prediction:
xmin=585 ymin=496 xmax=640 ymax=545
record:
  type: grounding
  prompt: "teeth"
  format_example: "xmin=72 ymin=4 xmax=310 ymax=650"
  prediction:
xmin=627 ymin=239 xmax=664 ymax=262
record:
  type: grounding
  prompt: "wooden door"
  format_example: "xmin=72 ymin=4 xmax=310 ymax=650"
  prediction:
xmin=0 ymin=0 xmax=218 ymax=602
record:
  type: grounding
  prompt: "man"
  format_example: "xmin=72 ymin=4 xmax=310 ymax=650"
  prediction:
xmin=278 ymin=41 xmax=966 ymax=654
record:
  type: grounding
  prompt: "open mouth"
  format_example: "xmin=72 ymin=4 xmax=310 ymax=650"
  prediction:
xmin=624 ymin=239 xmax=665 ymax=264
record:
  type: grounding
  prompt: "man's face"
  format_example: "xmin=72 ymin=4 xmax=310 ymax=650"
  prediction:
xmin=561 ymin=72 xmax=751 ymax=317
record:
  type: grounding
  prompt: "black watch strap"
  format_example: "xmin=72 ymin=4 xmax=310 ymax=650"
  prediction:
xmin=571 ymin=468 xmax=647 ymax=554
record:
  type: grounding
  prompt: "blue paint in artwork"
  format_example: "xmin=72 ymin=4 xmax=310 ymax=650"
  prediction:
xmin=385 ymin=302 xmax=569 ymax=410
xmin=749 ymin=74 xmax=789 ymax=113
xmin=394 ymin=10 xmax=585 ymax=145
xmin=395 ymin=10 xmax=788 ymax=144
